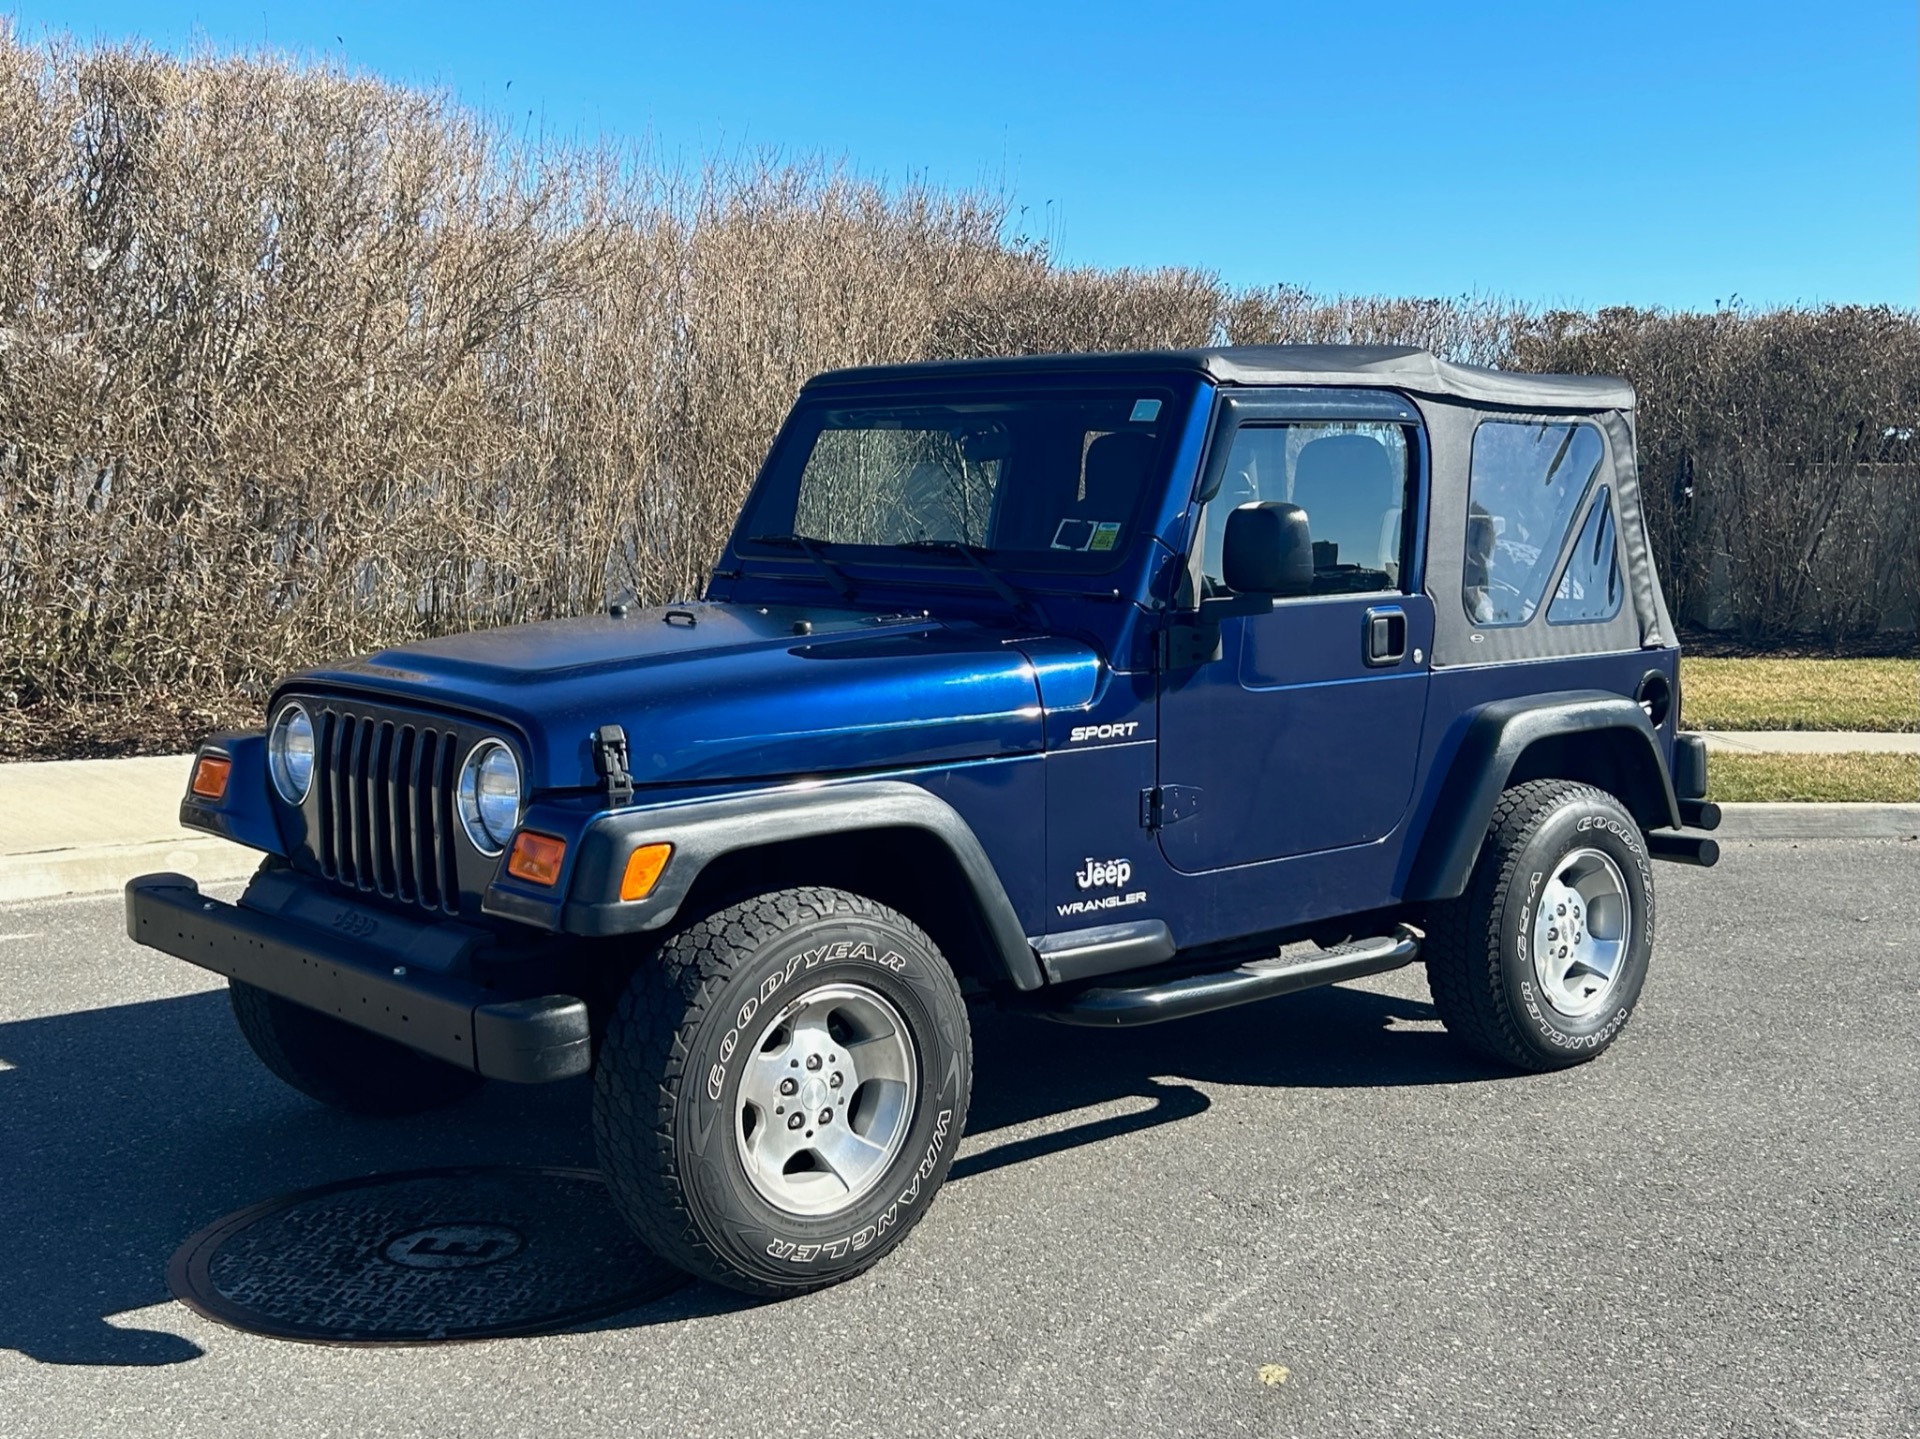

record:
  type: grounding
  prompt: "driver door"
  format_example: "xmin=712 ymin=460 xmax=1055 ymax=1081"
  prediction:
xmin=1156 ymin=394 xmax=1433 ymax=874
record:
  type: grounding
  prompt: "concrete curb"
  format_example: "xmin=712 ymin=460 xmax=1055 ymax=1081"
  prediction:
xmin=1698 ymin=731 xmax=1920 ymax=755
xmin=0 ymin=836 xmax=259 ymax=906
xmin=0 ymin=753 xmax=259 ymax=905
xmin=1712 ymin=803 xmax=1920 ymax=841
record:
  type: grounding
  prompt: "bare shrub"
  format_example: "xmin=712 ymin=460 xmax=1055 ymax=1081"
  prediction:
xmin=1224 ymin=286 xmax=1532 ymax=369
xmin=1517 ymin=306 xmax=1920 ymax=639
xmin=0 ymin=37 xmax=1220 ymax=752
xmin=934 ymin=251 xmax=1223 ymax=357
xmin=0 ymin=35 xmax=604 ymax=712
xmin=0 ymin=33 xmax=1913 ymax=758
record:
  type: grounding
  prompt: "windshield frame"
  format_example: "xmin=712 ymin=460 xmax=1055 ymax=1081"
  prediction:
xmin=732 ymin=376 xmax=1200 ymax=580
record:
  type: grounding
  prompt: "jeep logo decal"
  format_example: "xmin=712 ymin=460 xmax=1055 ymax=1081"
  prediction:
xmin=1075 ymin=857 xmax=1133 ymax=891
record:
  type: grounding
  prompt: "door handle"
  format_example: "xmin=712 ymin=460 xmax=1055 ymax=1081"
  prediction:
xmin=1363 ymin=606 xmax=1407 ymax=666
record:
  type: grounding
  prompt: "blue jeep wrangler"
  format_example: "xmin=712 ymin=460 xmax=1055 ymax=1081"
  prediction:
xmin=128 ymin=345 xmax=1720 ymax=1295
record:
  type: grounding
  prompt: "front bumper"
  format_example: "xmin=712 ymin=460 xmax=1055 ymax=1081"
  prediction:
xmin=125 ymin=871 xmax=590 ymax=1083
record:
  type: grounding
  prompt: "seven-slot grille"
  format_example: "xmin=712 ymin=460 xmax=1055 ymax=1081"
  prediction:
xmin=309 ymin=705 xmax=464 ymax=913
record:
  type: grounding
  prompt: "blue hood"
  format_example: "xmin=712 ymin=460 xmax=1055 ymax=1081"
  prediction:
xmin=282 ymin=602 xmax=1097 ymax=791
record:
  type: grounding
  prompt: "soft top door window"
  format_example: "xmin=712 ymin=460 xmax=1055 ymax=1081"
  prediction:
xmin=1464 ymin=420 xmax=1606 ymax=625
xmin=1200 ymin=422 xmax=1410 ymax=595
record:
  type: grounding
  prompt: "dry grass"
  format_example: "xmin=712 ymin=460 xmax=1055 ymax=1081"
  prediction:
xmin=1682 ymin=659 xmax=1919 ymax=732
xmin=1707 ymin=752 xmax=1920 ymax=803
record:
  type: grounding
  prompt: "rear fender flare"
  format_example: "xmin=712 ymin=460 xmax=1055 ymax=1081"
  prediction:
xmin=1404 ymin=691 xmax=1681 ymax=903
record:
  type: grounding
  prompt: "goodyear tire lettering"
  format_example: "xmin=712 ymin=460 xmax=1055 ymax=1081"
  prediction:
xmin=708 ymin=938 xmax=910 ymax=1100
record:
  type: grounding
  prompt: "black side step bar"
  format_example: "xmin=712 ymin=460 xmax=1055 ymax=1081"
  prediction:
xmin=1025 ymin=926 xmax=1422 ymax=1028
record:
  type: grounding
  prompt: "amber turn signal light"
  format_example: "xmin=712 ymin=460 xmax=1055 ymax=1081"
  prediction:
xmin=506 ymin=831 xmax=567 ymax=886
xmin=189 ymin=754 xmax=231 ymax=801
xmin=620 ymin=843 xmax=673 ymax=901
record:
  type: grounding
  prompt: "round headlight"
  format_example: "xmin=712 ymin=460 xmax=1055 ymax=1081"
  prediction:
xmin=457 ymin=740 xmax=522 ymax=855
xmin=268 ymin=704 xmax=315 ymax=804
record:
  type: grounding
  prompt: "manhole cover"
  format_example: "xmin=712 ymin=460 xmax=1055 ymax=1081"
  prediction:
xmin=169 ymin=1166 xmax=687 ymax=1344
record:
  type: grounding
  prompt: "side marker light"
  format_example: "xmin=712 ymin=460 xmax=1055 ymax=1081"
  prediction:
xmin=189 ymin=755 xmax=232 ymax=801
xmin=620 ymin=843 xmax=673 ymax=901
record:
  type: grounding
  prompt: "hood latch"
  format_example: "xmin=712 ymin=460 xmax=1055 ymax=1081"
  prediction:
xmin=592 ymin=724 xmax=634 ymax=805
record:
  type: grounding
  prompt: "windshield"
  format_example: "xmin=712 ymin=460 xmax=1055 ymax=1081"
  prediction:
xmin=738 ymin=384 xmax=1186 ymax=573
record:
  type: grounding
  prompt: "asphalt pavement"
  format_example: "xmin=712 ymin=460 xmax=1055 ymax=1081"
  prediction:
xmin=1 ymin=840 xmax=1915 ymax=1438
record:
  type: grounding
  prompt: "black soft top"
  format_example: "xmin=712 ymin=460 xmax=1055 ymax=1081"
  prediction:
xmin=805 ymin=344 xmax=1634 ymax=413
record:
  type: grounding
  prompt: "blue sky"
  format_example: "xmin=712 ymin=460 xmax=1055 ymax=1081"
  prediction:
xmin=10 ymin=1 xmax=1916 ymax=310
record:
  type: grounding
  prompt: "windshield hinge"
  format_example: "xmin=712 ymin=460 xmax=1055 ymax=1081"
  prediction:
xmin=593 ymin=724 xmax=634 ymax=805
xmin=1139 ymin=785 xmax=1201 ymax=831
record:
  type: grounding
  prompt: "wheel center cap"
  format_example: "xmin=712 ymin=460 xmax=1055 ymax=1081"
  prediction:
xmin=800 ymin=1076 xmax=830 ymax=1111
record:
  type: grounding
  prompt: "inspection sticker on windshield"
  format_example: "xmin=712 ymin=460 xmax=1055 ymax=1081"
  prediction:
xmin=1129 ymin=398 xmax=1161 ymax=422
xmin=1051 ymin=519 xmax=1094 ymax=551
xmin=1052 ymin=519 xmax=1122 ymax=552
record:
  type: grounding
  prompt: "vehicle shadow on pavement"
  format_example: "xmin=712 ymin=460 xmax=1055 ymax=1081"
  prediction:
xmin=0 ymin=979 xmax=1500 ymax=1366
xmin=955 ymin=980 xmax=1501 ymax=1182
xmin=0 ymin=990 xmax=595 ymax=1366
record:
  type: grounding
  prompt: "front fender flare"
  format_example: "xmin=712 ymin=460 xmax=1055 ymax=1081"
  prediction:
xmin=519 ymin=780 xmax=1043 ymax=991
xmin=1404 ymin=691 xmax=1681 ymax=903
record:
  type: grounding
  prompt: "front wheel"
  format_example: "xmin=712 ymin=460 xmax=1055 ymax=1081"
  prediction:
xmin=593 ymin=887 xmax=971 ymax=1296
xmin=1426 ymin=779 xmax=1656 ymax=1071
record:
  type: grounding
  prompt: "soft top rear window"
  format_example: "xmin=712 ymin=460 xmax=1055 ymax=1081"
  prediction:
xmin=738 ymin=385 xmax=1188 ymax=572
xmin=1464 ymin=419 xmax=1607 ymax=626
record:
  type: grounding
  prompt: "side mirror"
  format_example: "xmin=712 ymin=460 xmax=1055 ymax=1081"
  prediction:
xmin=1222 ymin=501 xmax=1313 ymax=596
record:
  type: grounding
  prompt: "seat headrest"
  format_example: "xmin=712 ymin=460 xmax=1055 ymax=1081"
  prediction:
xmin=1292 ymin=434 xmax=1399 ymax=500
xmin=1079 ymin=431 xmax=1156 ymax=510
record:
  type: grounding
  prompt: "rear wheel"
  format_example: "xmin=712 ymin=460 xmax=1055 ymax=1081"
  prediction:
xmin=1426 ymin=779 xmax=1655 ymax=1071
xmin=592 ymin=887 xmax=971 ymax=1296
xmin=228 ymin=980 xmax=485 ymax=1114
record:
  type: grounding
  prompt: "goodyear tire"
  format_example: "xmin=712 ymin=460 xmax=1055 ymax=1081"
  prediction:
xmin=593 ymin=887 xmax=971 ymax=1297
xmin=228 ymin=980 xmax=485 ymax=1114
xmin=1426 ymin=779 xmax=1655 ymax=1072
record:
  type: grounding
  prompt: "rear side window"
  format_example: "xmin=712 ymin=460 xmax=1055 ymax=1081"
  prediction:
xmin=1464 ymin=420 xmax=1606 ymax=625
xmin=1548 ymin=488 xmax=1624 ymax=624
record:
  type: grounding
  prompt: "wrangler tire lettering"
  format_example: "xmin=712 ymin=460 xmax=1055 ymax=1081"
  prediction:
xmin=1424 ymin=780 xmax=1655 ymax=1076
xmin=595 ymin=887 xmax=970 ymax=1298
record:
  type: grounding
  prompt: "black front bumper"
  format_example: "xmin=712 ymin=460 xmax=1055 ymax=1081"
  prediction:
xmin=126 ymin=871 xmax=590 ymax=1083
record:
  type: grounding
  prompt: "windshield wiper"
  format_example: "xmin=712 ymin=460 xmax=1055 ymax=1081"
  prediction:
xmin=897 ymin=539 xmax=1041 ymax=623
xmin=747 ymin=533 xmax=857 ymax=601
